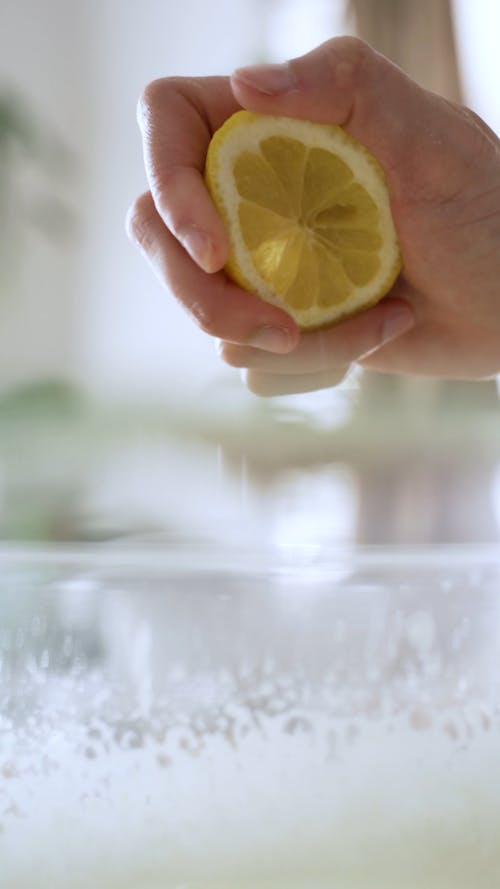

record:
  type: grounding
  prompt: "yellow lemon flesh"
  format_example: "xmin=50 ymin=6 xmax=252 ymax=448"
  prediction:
xmin=205 ymin=111 xmax=401 ymax=330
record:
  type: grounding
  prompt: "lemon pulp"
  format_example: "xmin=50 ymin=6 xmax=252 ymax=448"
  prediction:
xmin=205 ymin=111 xmax=401 ymax=330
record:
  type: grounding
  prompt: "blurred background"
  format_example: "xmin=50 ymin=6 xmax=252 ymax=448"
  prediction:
xmin=1 ymin=0 xmax=500 ymax=548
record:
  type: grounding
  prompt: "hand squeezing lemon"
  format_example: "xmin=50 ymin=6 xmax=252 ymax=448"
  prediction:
xmin=205 ymin=111 xmax=401 ymax=330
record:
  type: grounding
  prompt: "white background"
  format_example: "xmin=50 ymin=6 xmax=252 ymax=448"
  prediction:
xmin=0 ymin=0 xmax=498 ymax=402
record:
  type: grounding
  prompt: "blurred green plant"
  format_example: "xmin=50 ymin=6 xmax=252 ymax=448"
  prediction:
xmin=0 ymin=379 xmax=84 ymax=421
xmin=0 ymin=88 xmax=77 ymax=284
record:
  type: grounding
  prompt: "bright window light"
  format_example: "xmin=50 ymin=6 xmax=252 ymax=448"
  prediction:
xmin=453 ymin=0 xmax=500 ymax=133
xmin=271 ymin=464 xmax=358 ymax=547
xmin=267 ymin=0 xmax=347 ymax=60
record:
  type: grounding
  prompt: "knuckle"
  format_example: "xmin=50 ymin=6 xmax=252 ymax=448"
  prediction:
xmin=126 ymin=193 xmax=154 ymax=249
xmin=219 ymin=344 xmax=245 ymax=368
xmin=327 ymin=34 xmax=368 ymax=57
xmin=321 ymin=35 xmax=372 ymax=87
xmin=137 ymin=76 xmax=190 ymax=132
xmin=156 ymin=164 xmax=185 ymax=196
xmin=461 ymin=105 xmax=499 ymax=155
xmin=147 ymin=165 xmax=187 ymax=227
xmin=189 ymin=300 xmax=219 ymax=337
xmin=136 ymin=78 xmax=168 ymax=130
xmin=243 ymin=371 xmax=268 ymax=397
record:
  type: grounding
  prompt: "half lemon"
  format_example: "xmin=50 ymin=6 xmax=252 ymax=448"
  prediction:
xmin=205 ymin=111 xmax=401 ymax=330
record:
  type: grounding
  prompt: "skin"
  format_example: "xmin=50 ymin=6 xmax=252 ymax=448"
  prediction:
xmin=128 ymin=36 xmax=500 ymax=397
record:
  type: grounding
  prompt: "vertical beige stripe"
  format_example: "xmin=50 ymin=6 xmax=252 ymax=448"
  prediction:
xmin=347 ymin=0 xmax=464 ymax=101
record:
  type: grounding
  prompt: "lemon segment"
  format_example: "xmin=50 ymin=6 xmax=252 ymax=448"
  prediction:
xmin=205 ymin=111 xmax=401 ymax=330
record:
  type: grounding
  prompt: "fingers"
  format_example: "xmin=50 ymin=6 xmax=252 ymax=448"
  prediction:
xmin=127 ymin=190 xmax=413 ymax=368
xmin=229 ymin=35 xmax=474 ymax=206
xmin=230 ymin=37 xmax=423 ymax=173
xmin=132 ymin=77 xmax=300 ymax=348
xmin=137 ymin=76 xmax=241 ymax=272
xmin=243 ymin=367 xmax=349 ymax=397
xmin=219 ymin=296 xmax=415 ymax=376
xmin=126 ymin=191 xmax=299 ymax=350
xmin=221 ymin=294 xmax=414 ymax=396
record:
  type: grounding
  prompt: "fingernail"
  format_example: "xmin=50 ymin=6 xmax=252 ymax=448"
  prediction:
xmin=180 ymin=227 xmax=214 ymax=273
xmin=381 ymin=307 xmax=414 ymax=344
xmin=249 ymin=325 xmax=293 ymax=353
xmin=232 ymin=62 xmax=297 ymax=96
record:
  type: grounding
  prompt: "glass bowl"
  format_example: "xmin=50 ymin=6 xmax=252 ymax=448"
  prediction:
xmin=1 ymin=544 xmax=500 ymax=888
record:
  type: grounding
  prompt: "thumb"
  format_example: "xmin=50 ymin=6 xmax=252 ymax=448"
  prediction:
xmin=230 ymin=37 xmax=438 ymax=178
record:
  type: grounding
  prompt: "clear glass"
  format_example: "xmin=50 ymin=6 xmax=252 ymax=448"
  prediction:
xmin=1 ymin=544 xmax=500 ymax=889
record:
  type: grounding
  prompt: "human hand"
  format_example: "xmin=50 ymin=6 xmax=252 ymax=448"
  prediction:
xmin=128 ymin=37 xmax=500 ymax=396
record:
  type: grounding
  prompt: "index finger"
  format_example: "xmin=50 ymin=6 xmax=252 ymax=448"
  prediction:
xmin=137 ymin=76 xmax=241 ymax=273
